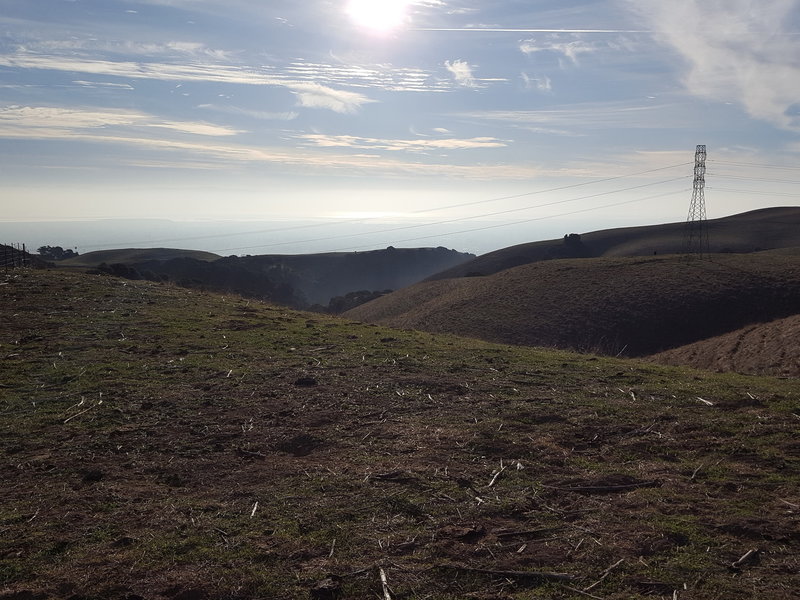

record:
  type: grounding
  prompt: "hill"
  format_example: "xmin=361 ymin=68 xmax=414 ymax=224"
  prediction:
xmin=1 ymin=244 xmax=50 ymax=269
xmin=429 ymin=207 xmax=800 ymax=280
xmin=59 ymin=247 xmax=222 ymax=266
xmin=345 ymin=251 xmax=800 ymax=357
xmin=1 ymin=268 xmax=798 ymax=599
xmin=649 ymin=314 xmax=800 ymax=377
xmin=222 ymin=246 xmax=474 ymax=307
xmin=63 ymin=246 xmax=474 ymax=310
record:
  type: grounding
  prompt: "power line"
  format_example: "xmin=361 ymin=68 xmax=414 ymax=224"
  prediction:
xmin=219 ymin=176 xmax=688 ymax=253
xmin=684 ymin=144 xmax=708 ymax=258
xmin=79 ymin=162 xmax=691 ymax=250
xmin=407 ymin=162 xmax=691 ymax=215
xmin=327 ymin=188 xmax=689 ymax=252
xmin=709 ymin=187 xmax=799 ymax=197
xmin=710 ymin=173 xmax=800 ymax=185
xmin=710 ymin=160 xmax=800 ymax=172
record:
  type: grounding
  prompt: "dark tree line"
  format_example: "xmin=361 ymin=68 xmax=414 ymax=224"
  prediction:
xmin=37 ymin=246 xmax=78 ymax=261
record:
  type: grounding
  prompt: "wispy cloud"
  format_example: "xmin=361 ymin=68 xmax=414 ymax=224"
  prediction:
xmin=73 ymin=80 xmax=135 ymax=90
xmin=290 ymin=82 xmax=376 ymax=113
xmin=445 ymin=59 xmax=476 ymax=87
xmin=521 ymin=73 xmax=552 ymax=92
xmin=459 ymin=100 xmax=698 ymax=133
xmin=284 ymin=60 xmax=450 ymax=93
xmin=16 ymin=39 xmax=234 ymax=61
xmin=0 ymin=105 xmax=527 ymax=179
xmin=0 ymin=52 xmax=378 ymax=114
xmin=297 ymin=133 xmax=508 ymax=152
xmin=519 ymin=36 xmax=598 ymax=64
xmin=624 ymin=0 xmax=800 ymax=130
xmin=197 ymin=104 xmax=299 ymax=121
xmin=0 ymin=105 xmax=243 ymax=138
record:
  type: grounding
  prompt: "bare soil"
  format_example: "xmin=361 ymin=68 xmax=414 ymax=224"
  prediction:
xmin=1 ymin=269 xmax=798 ymax=599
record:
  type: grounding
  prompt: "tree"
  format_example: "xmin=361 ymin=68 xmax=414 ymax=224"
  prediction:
xmin=37 ymin=245 xmax=78 ymax=261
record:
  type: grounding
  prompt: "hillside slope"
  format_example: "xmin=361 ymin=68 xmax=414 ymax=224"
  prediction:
xmin=64 ymin=246 xmax=474 ymax=308
xmin=345 ymin=251 xmax=800 ymax=356
xmin=228 ymin=246 xmax=474 ymax=306
xmin=430 ymin=207 xmax=800 ymax=280
xmin=649 ymin=314 xmax=800 ymax=377
xmin=60 ymin=247 xmax=221 ymax=266
xmin=1 ymin=269 xmax=798 ymax=599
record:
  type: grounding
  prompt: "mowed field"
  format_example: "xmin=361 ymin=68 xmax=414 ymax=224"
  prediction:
xmin=1 ymin=268 xmax=798 ymax=599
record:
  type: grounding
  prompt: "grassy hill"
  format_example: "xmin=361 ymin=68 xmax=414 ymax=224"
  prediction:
xmin=224 ymin=247 xmax=474 ymax=307
xmin=649 ymin=314 xmax=800 ymax=377
xmin=345 ymin=251 xmax=800 ymax=357
xmin=60 ymin=247 xmax=222 ymax=267
xmin=61 ymin=246 xmax=474 ymax=310
xmin=1 ymin=268 xmax=798 ymax=599
xmin=429 ymin=207 xmax=800 ymax=280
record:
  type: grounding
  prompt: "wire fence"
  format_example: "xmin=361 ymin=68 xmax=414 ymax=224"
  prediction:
xmin=1 ymin=243 xmax=31 ymax=270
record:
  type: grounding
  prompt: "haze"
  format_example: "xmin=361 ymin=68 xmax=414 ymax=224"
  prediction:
xmin=1 ymin=0 xmax=799 ymax=254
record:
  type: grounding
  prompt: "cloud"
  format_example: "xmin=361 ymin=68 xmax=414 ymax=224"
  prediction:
xmin=624 ymin=0 xmax=800 ymax=130
xmin=0 ymin=105 xmax=243 ymax=138
xmin=459 ymin=100 xmax=701 ymax=134
xmin=0 ymin=52 xmax=380 ymax=114
xmin=444 ymin=59 xmax=476 ymax=87
xmin=519 ymin=36 xmax=598 ymax=64
xmin=288 ymin=82 xmax=376 ymax=113
xmin=73 ymin=80 xmax=135 ymax=90
xmin=197 ymin=104 xmax=299 ymax=121
xmin=297 ymin=133 xmax=508 ymax=152
xmin=521 ymin=73 xmax=552 ymax=92
xmin=16 ymin=38 xmax=234 ymax=61
xmin=146 ymin=121 xmax=244 ymax=137
xmin=0 ymin=104 xmax=537 ymax=180
xmin=284 ymin=60 xmax=448 ymax=92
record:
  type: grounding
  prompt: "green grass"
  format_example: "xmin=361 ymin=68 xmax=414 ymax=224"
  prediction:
xmin=1 ymin=268 xmax=798 ymax=599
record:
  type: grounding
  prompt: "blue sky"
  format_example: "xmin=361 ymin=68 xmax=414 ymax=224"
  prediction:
xmin=1 ymin=0 xmax=799 ymax=254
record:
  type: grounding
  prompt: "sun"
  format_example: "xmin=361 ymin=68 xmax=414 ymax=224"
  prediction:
xmin=345 ymin=0 xmax=411 ymax=35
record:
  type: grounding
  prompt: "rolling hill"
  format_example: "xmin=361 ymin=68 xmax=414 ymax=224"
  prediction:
xmin=428 ymin=207 xmax=800 ymax=281
xmin=61 ymin=246 xmax=474 ymax=309
xmin=649 ymin=314 xmax=800 ymax=377
xmin=1 ymin=268 xmax=798 ymax=599
xmin=345 ymin=250 xmax=800 ymax=357
xmin=59 ymin=247 xmax=222 ymax=266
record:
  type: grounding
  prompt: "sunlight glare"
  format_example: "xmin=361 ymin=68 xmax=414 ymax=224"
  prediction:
xmin=346 ymin=0 xmax=411 ymax=35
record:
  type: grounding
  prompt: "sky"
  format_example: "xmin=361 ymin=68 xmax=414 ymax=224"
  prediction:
xmin=1 ymin=0 xmax=799 ymax=255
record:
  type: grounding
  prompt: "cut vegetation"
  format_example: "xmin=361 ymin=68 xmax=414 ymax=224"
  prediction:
xmin=1 ymin=269 xmax=798 ymax=599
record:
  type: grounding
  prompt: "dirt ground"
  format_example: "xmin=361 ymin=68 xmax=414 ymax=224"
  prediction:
xmin=1 ymin=269 xmax=799 ymax=599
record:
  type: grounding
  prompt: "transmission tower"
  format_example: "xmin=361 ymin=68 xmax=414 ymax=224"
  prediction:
xmin=684 ymin=144 xmax=708 ymax=257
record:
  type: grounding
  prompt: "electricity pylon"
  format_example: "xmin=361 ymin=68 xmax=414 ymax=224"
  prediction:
xmin=684 ymin=144 xmax=708 ymax=258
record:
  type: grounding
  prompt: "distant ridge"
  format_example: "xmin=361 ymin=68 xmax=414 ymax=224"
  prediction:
xmin=428 ymin=206 xmax=800 ymax=280
xmin=60 ymin=247 xmax=221 ymax=266
xmin=58 ymin=245 xmax=474 ymax=309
